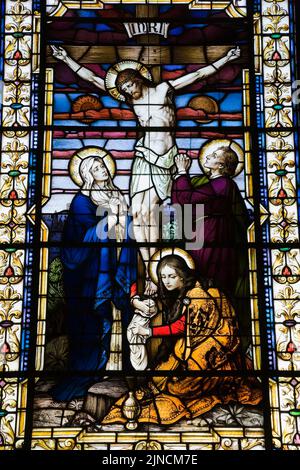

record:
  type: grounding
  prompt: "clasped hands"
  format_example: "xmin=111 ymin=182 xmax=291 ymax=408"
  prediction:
xmin=175 ymin=153 xmax=191 ymax=174
xmin=106 ymin=197 xmax=127 ymax=230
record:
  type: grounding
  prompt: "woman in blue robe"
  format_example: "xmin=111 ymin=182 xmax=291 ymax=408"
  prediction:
xmin=51 ymin=155 xmax=136 ymax=401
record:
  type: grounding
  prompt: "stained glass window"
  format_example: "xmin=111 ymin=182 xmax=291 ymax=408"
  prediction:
xmin=0 ymin=0 xmax=300 ymax=458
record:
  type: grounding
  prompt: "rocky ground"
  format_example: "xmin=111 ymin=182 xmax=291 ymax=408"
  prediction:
xmin=33 ymin=378 xmax=264 ymax=432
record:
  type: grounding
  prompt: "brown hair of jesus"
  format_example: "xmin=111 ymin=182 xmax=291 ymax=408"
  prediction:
xmin=115 ymin=68 xmax=154 ymax=101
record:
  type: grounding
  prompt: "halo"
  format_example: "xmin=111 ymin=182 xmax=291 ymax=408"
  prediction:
xmin=149 ymin=248 xmax=196 ymax=285
xmin=69 ymin=146 xmax=116 ymax=187
xmin=105 ymin=60 xmax=153 ymax=102
xmin=199 ymin=139 xmax=244 ymax=177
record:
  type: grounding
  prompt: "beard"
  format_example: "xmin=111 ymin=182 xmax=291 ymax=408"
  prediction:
xmin=132 ymin=89 xmax=142 ymax=100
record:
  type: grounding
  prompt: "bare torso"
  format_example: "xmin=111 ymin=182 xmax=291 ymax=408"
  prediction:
xmin=132 ymin=82 xmax=176 ymax=155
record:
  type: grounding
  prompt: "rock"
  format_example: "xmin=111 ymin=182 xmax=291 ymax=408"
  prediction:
xmin=34 ymin=395 xmax=67 ymax=410
xmin=200 ymin=404 xmax=264 ymax=428
xmin=98 ymin=423 xmax=125 ymax=432
xmin=62 ymin=410 xmax=77 ymax=426
xmin=35 ymin=380 xmax=56 ymax=393
xmin=230 ymin=405 xmax=264 ymax=427
xmin=69 ymin=411 xmax=96 ymax=427
xmin=83 ymin=378 xmax=128 ymax=421
xmin=33 ymin=408 xmax=75 ymax=427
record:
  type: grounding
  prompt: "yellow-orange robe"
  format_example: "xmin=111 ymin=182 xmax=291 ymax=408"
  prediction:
xmin=102 ymin=282 xmax=262 ymax=426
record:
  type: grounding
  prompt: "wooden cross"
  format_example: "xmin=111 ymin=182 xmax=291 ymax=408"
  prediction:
xmin=135 ymin=5 xmax=161 ymax=83
xmin=47 ymin=4 xmax=247 ymax=75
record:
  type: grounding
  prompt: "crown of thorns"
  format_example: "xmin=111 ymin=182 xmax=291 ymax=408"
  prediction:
xmin=115 ymin=69 xmax=143 ymax=90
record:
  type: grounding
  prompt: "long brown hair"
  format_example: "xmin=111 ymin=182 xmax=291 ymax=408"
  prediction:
xmin=115 ymin=68 xmax=154 ymax=104
xmin=151 ymin=255 xmax=197 ymax=367
xmin=157 ymin=255 xmax=196 ymax=324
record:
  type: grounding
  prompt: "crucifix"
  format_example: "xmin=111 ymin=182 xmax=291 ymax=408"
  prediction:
xmin=49 ymin=5 xmax=241 ymax=297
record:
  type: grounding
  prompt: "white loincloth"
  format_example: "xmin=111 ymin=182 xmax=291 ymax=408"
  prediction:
xmin=130 ymin=138 xmax=177 ymax=201
xmin=127 ymin=309 xmax=156 ymax=371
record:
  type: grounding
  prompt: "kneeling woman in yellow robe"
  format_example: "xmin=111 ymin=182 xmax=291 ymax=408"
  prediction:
xmin=102 ymin=254 xmax=262 ymax=426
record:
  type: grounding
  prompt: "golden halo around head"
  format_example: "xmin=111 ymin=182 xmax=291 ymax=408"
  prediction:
xmin=199 ymin=139 xmax=244 ymax=177
xmin=69 ymin=147 xmax=116 ymax=187
xmin=149 ymin=248 xmax=195 ymax=286
xmin=105 ymin=60 xmax=153 ymax=102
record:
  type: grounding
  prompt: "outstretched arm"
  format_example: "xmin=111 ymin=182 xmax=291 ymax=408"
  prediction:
xmin=50 ymin=45 xmax=106 ymax=92
xmin=168 ymin=47 xmax=241 ymax=91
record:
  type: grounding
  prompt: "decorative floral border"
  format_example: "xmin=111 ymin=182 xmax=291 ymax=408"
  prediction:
xmin=254 ymin=0 xmax=300 ymax=449
xmin=0 ymin=0 xmax=36 ymax=450
xmin=0 ymin=0 xmax=299 ymax=450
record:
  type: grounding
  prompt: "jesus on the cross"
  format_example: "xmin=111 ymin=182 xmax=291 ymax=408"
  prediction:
xmin=51 ymin=45 xmax=241 ymax=295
